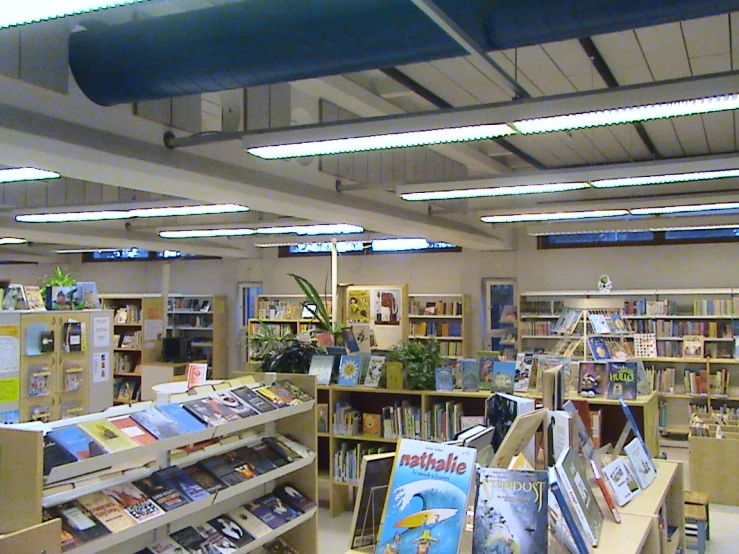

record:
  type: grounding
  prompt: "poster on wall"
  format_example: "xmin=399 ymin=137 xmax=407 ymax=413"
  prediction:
xmin=372 ymin=289 xmax=401 ymax=326
xmin=348 ymin=288 xmax=371 ymax=323
xmin=0 ymin=325 xmax=20 ymax=374
xmin=92 ymin=352 xmax=110 ymax=383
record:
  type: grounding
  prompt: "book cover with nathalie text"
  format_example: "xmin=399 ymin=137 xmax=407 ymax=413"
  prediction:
xmin=374 ymin=438 xmax=477 ymax=554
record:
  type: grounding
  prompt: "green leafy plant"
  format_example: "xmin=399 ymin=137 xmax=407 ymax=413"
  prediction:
xmin=289 ymin=273 xmax=333 ymax=332
xmin=41 ymin=266 xmax=77 ymax=308
xmin=247 ymin=321 xmax=324 ymax=374
xmin=386 ymin=338 xmax=443 ymax=390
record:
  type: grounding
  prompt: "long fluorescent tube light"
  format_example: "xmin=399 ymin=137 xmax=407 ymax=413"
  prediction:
xmin=246 ymin=124 xmax=515 ymax=159
xmin=160 ymin=223 xmax=365 ymax=239
xmin=513 ymin=93 xmax=739 ymax=134
xmin=481 ymin=209 xmax=628 ymax=223
xmin=631 ymin=202 xmax=739 ymax=216
xmin=593 ymin=168 xmax=739 ymax=188
xmin=16 ymin=204 xmax=248 ymax=223
xmin=0 ymin=238 xmax=27 ymax=245
xmin=0 ymin=167 xmax=60 ymax=183
xmin=1 ymin=1 xmax=153 ymax=29
xmin=400 ymin=182 xmax=590 ymax=201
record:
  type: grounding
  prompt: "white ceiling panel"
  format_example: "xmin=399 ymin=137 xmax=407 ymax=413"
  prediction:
xmin=681 ymin=15 xmax=730 ymax=58
xmin=608 ymin=125 xmax=655 ymax=160
xmin=689 ymin=54 xmax=732 ymax=75
xmin=551 ymin=130 xmax=610 ymax=165
xmin=489 ymin=50 xmax=542 ymax=96
xmin=567 ymin=74 xmax=609 ymax=92
xmin=518 ymin=134 xmax=588 ymax=167
xmin=702 ymin=112 xmax=736 ymax=154
xmin=592 ymin=31 xmax=653 ymax=85
xmin=671 ymin=115 xmax=710 ymax=156
xmin=509 ymin=46 xmax=577 ymax=96
xmin=397 ymin=62 xmax=480 ymax=106
xmin=635 ymin=22 xmax=691 ymax=80
xmin=542 ymin=40 xmax=608 ymax=92
xmin=429 ymin=58 xmax=510 ymax=104
xmin=576 ymin=128 xmax=632 ymax=163
xmin=502 ymin=136 xmax=568 ymax=168
xmin=642 ymin=120 xmax=685 ymax=157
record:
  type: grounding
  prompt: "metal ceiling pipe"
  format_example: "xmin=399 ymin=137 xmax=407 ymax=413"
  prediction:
xmin=69 ymin=0 xmax=739 ymax=106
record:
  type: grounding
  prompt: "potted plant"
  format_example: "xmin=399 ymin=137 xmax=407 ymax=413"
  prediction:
xmin=247 ymin=322 xmax=322 ymax=374
xmin=386 ymin=338 xmax=444 ymax=390
xmin=41 ymin=266 xmax=77 ymax=310
xmin=289 ymin=273 xmax=343 ymax=344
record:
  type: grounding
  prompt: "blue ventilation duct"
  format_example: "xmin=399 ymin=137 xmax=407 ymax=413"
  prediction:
xmin=69 ymin=0 xmax=739 ymax=106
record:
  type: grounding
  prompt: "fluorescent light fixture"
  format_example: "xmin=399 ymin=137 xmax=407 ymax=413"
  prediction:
xmin=1 ymin=1 xmax=153 ymax=29
xmin=0 ymin=167 xmax=60 ymax=183
xmin=513 ymin=93 xmax=739 ymax=134
xmin=631 ymin=202 xmax=739 ymax=216
xmin=55 ymin=248 xmax=99 ymax=253
xmin=400 ymin=182 xmax=590 ymax=201
xmin=16 ymin=204 xmax=248 ymax=223
xmin=593 ymin=168 xmax=739 ymax=188
xmin=161 ymin=223 xmax=364 ymax=239
xmin=246 ymin=124 xmax=515 ymax=159
xmin=255 ymin=224 xmax=364 ymax=235
xmin=481 ymin=209 xmax=629 ymax=223
xmin=371 ymin=238 xmax=455 ymax=251
xmin=0 ymin=237 xmax=27 ymax=245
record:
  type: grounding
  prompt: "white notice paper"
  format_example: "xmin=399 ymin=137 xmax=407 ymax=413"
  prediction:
xmin=93 ymin=317 xmax=110 ymax=348
xmin=144 ymin=319 xmax=163 ymax=342
xmin=92 ymin=352 xmax=110 ymax=383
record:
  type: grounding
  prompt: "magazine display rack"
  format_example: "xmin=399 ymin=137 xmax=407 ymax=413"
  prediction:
xmin=0 ymin=373 xmax=318 ymax=554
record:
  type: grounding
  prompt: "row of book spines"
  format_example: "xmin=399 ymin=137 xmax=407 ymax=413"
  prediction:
xmin=113 ymin=353 xmax=136 ymax=373
xmin=655 ymin=320 xmax=733 ymax=337
xmin=382 ymin=403 xmax=421 ymax=440
xmin=168 ymin=315 xmax=212 ymax=328
xmin=520 ymin=300 xmax=564 ymax=314
xmin=117 ymin=330 xmax=142 ymax=349
xmin=168 ymin=298 xmax=211 ymax=311
xmin=439 ymin=341 xmax=463 ymax=357
xmin=408 ymin=300 xmax=463 ymax=316
xmin=520 ymin=321 xmax=554 ymax=335
xmin=249 ymin=322 xmax=294 ymax=335
xmin=424 ymin=402 xmax=464 ymax=442
xmin=410 ymin=321 xmax=462 ymax=337
xmin=333 ymin=443 xmax=391 ymax=483
xmin=113 ymin=305 xmax=141 ymax=323
xmin=624 ymin=298 xmax=739 ymax=316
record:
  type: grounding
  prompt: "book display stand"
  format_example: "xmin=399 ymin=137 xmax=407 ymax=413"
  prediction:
xmin=0 ymin=373 xmax=318 ymax=554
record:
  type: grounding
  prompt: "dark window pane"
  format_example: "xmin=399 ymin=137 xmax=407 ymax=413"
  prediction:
xmin=665 ymin=228 xmax=739 ymax=240
xmin=545 ymin=231 xmax=654 ymax=245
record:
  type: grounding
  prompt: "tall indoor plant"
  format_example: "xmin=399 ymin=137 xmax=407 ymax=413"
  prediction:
xmin=289 ymin=273 xmax=342 ymax=343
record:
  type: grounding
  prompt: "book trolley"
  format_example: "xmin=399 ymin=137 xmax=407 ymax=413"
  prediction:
xmin=0 ymin=373 xmax=318 ymax=554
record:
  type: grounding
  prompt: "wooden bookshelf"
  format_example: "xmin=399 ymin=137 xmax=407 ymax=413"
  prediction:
xmin=0 ymin=373 xmax=318 ymax=554
xmin=407 ymin=293 xmax=471 ymax=359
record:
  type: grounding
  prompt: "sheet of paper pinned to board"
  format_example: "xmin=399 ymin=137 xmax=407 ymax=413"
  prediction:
xmin=0 ymin=324 xmax=20 ymax=374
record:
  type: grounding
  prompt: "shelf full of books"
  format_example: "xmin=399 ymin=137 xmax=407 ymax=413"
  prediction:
xmin=0 ymin=372 xmax=318 ymax=554
xmin=0 ymin=309 xmax=114 ymax=424
xmin=167 ymin=294 xmax=228 ymax=378
xmin=407 ymin=294 xmax=470 ymax=359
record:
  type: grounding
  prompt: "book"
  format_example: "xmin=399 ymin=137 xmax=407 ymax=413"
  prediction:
xmin=486 ymin=393 xmax=536 ymax=463
xmin=554 ymin=446 xmax=603 ymax=546
xmin=514 ymin=352 xmax=533 ymax=391
xmin=624 ymin=437 xmax=657 ymax=489
xmin=73 ymin=282 xmax=100 ymax=309
xmin=547 ymin=410 xmax=572 ymax=466
xmin=434 ymin=365 xmax=454 ymax=392
xmin=619 ymin=399 xmax=657 ymax=472
xmin=338 ymin=354 xmax=363 ymax=386
xmin=491 ymin=361 xmax=516 ymax=394
xmin=207 ymin=514 xmax=254 ymax=548
xmin=363 ymin=413 xmax=382 ymax=436
xmin=213 ymin=390 xmax=260 ymax=418
xmin=264 ymin=538 xmax=301 ymax=554
xmin=222 ymin=449 xmax=257 ymax=480
xmin=261 ymin=436 xmax=299 ymax=463
xmin=547 ymin=467 xmax=590 ymax=554
xmin=183 ymin=463 xmax=227 ymax=494
xmin=47 ymin=425 xmax=107 ymax=460
xmin=185 ymin=362 xmax=207 ymax=389
xmin=477 ymin=351 xmax=498 ymax=390
xmin=169 ymin=526 xmax=207 ymax=553
xmin=273 ymin=483 xmax=316 ymax=513
xmin=231 ymin=385 xmax=277 ymax=412
xmin=236 ymin=445 xmax=279 ymax=474
xmin=153 ymin=465 xmax=210 ymax=502
xmin=199 ymin=455 xmax=246 ymax=487
xmin=53 ymin=501 xmax=111 ymax=545
xmin=102 ymin=482 xmax=166 ymax=523
xmin=227 ymin=506 xmax=273 ymax=538
xmin=131 ymin=407 xmax=188 ymax=439
xmin=133 ymin=475 xmax=190 ymax=512
xmin=254 ymin=382 xmax=301 ymax=407
xmin=374 ymin=439 xmax=477 ymax=554
xmin=683 ymin=334 xmax=704 ymax=358
xmin=385 ymin=361 xmax=404 ymax=390
xmin=472 ymin=468 xmax=548 ymax=554
xmin=610 ymin=313 xmax=628 ymax=333
xmin=602 ymin=457 xmax=642 ymax=506
xmin=578 ymin=361 xmax=608 ymax=397
xmin=588 ymin=336 xmax=612 ymax=360
xmin=24 ymin=285 xmax=47 ymax=311
xmin=43 ymin=434 xmax=77 ymax=476
xmin=607 ymin=360 xmax=638 ymax=400
xmin=108 ymin=415 xmax=158 ymax=446
xmin=559 ymin=309 xmax=582 ymax=334
xmin=364 ymin=355 xmax=386 ymax=387
xmin=274 ymin=379 xmax=312 ymax=402
xmin=245 ymin=496 xmax=288 ymax=529
xmin=156 ymin=402 xmax=208 ymax=433
xmin=3 ymin=284 xmax=26 ymax=310
xmin=182 ymin=397 xmax=241 ymax=426
xmin=251 ymin=442 xmax=289 ymax=467
xmin=196 ymin=523 xmax=238 ymax=553
xmin=590 ymin=458 xmax=621 ymax=522
xmin=588 ymin=312 xmax=613 ymax=334
xmin=342 ymin=326 xmax=361 ymax=353
xmin=76 ymin=491 xmax=137 ymax=533
xmin=275 ymin=433 xmax=313 ymax=458
xmin=309 ymin=354 xmax=335 ymax=385
xmin=77 ymin=418 xmax=139 ymax=453
xmin=461 ymin=357 xmax=480 ymax=391
xmin=143 ymin=538 xmax=189 ymax=553
xmin=28 ymin=366 xmax=51 ymax=396
xmin=317 ymin=403 xmax=329 ymax=433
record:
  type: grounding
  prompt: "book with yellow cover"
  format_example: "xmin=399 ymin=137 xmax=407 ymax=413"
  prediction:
xmin=76 ymin=491 xmax=137 ymax=533
xmin=77 ymin=418 xmax=139 ymax=453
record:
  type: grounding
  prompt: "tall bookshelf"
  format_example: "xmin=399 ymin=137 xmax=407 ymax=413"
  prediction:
xmin=0 ymin=372 xmax=318 ymax=554
xmin=167 ymin=294 xmax=228 ymax=378
xmin=99 ymin=294 xmax=164 ymax=404
xmin=407 ymin=294 xmax=471 ymax=359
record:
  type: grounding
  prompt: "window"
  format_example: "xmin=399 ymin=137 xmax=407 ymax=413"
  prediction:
xmin=280 ymin=239 xmax=460 ymax=257
xmin=539 ymin=228 xmax=739 ymax=248
xmin=83 ymin=249 xmax=219 ymax=262
xmin=483 ymin=279 xmax=517 ymax=359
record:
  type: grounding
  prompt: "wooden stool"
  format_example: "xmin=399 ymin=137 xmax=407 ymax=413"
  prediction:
xmin=684 ymin=491 xmax=710 ymax=540
xmin=684 ymin=503 xmax=708 ymax=554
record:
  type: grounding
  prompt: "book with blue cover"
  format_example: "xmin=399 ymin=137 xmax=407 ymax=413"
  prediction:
xmin=491 ymin=361 xmax=516 ymax=394
xmin=273 ymin=483 xmax=316 ymax=513
xmin=338 ymin=354 xmax=363 ymax=386
xmin=434 ymin=366 xmax=454 ymax=392
xmin=607 ymin=361 xmax=637 ymax=400
xmin=374 ymin=439 xmax=477 ymax=554
xmin=246 ymin=496 xmax=288 ymax=529
xmin=156 ymin=402 xmax=207 ymax=434
xmin=153 ymin=466 xmax=210 ymax=502
xmin=207 ymin=514 xmax=254 ymax=548
xmin=472 ymin=468 xmax=548 ymax=554
xmin=548 ymin=467 xmax=590 ymax=554
xmin=48 ymin=425 xmax=106 ymax=460
xmin=133 ymin=475 xmax=189 ymax=512
xmin=131 ymin=407 xmax=187 ymax=439
xmin=477 ymin=351 xmax=498 ymax=390
xmin=588 ymin=336 xmax=612 ymax=360
xmin=461 ymin=358 xmax=480 ymax=391
xmin=256 ymin=493 xmax=302 ymax=522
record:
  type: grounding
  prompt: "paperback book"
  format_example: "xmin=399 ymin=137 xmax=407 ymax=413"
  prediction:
xmin=554 ymin=446 xmax=603 ymax=546
xmin=477 ymin=351 xmax=498 ymax=390
xmin=364 ymin=355 xmax=386 ymax=387
xmin=588 ymin=313 xmax=613 ymax=334
xmin=624 ymin=438 xmax=657 ymax=489
xmin=273 ymin=483 xmax=316 ymax=513
xmin=47 ymin=425 xmax=106 ymax=460
xmin=182 ymin=397 xmax=241 ymax=426
xmin=252 ymin=442 xmax=289 ymax=467
xmin=131 ymin=407 xmax=188 ymax=439
xmin=231 ymin=385 xmax=277 ymax=412
xmin=491 ymin=361 xmax=516 ymax=394
xmin=199 ymin=455 xmax=246 ymax=487
xmin=76 ymin=491 xmax=137 ymax=533
xmin=588 ymin=336 xmax=612 ymax=360
xmin=607 ymin=361 xmax=638 ymax=400
xmin=461 ymin=358 xmax=480 ymax=391
xmin=42 ymin=434 xmax=77 ymax=476
xmin=213 ymin=390 xmax=259 ymax=418
xmin=338 ymin=354 xmax=363 ymax=386
xmin=54 ymin=501 xmax=111 ymax=545
xmin=196 ymin=523 xmax=238 ymax=553
xmin=102 ymin=482 xmax=166 ymax=523
xmin=513 ymin=352 xmax=533 ymax=391
xmin=183 ymin=463 xmax=227 ymax=494
xmin=486 ymin=393 xmax=536 ymax=463
xmin=245 ymin=496 xmax=289 ymax=529
xmin=109 ymin=415 xmax=158 ymax=446
xmin=548 ymin=468 xmax=590 ymax=554
xmin=434 ymin=365 xmax=454 ymax=392
xmin=77 ymin=419 xmax=139 ymax=453
xmin=153 ymin=466 xmax=210 ymax=502
xmin=602 ymin=457 xmax=642 ymax=506
xmin=374 ymin=438 xmax=477 ymax=554
xmin=156 ymin=402 xmax=208 ymax=433
xmin=169 ymin=526 xmax=207 ymax=553
xmin=207 ymin=515 xmax=254 ymax=548
xmin=309 ymin=354 xmax=335 ymax=386
xmin=133 ymin=476 xmax=190 ymax=512
xmin=254 ymin=382 xmax=302 ymax=407
xmin=472 ymin=468 xmax=548 ymax=554
xmin=227 ymin=506 xmax=273 ymax=538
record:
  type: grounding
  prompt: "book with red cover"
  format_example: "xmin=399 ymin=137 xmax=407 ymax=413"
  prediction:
xmin=109 ymin=415 xmax=158 ymax=446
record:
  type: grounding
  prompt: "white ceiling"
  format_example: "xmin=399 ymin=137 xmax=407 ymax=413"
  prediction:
xmin=0 ymin=2 xmax=738 ymax=261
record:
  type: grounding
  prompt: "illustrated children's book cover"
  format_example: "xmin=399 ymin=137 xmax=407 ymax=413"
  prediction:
xmin=477 ymin=351 xmax=498 ymax=390
xmin=514 ymin=352 xmax=533 ymax=392
xmin=491 ymin=361 xmax=516 ymax=394
xmin=338 ymin=354 xmax=363 ymax=386
xmin=461 ymin=358 xmax=480 ymax=391
xmin=606 ymin=361 xmax=637 ymax=400
xmin=588 ymin=336 xmax=612 ymax=360
xmin=374 ymin=439 xmax=477 ymax=554
xmin=578 ymin=361 xmax=608 ymax=397
xmin=309 ymin=354 xmax=336 ymax=386
xmin=364 ymin=355 xmax=386 ymax=387
xmin=434 ymin=366 xmax=454 ymax=392
xmin=472 ymin=468 xmax=548 ymax=554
